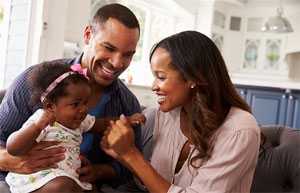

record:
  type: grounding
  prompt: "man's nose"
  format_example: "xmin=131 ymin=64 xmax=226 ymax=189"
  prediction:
xmin=110 ymin=53 xmax=124 ymax=69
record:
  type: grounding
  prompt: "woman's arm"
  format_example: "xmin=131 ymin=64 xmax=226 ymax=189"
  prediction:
xmin=122 ymin=147 xmax=171 ymax=193
xmin=91 ymin=113 xmax=146 ymax=134
xmin=6 ymin=110 xmax=54 ymax=156
xmin=101 ymin=115 xmax=170 ymax=193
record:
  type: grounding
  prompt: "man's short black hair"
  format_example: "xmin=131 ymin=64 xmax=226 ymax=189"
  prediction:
xmin=92 ymin=3 xmax=140 ymax=32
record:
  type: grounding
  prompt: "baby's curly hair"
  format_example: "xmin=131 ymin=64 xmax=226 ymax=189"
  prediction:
xmin=28 ymin=60 xmax=89 ymax=105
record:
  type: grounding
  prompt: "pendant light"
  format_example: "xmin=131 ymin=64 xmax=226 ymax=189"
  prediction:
xmin=261 ymin=0 xmax=293 ymax=33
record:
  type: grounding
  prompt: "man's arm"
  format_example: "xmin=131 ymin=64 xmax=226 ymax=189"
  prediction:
xmin=0 ymin=143 xmax=65 ymax=174
xmin=109 ymin=81 xmax=143 ymax=183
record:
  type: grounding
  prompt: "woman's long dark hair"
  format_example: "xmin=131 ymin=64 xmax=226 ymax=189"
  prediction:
xmin=150 ymin=31 xmax=251 ymax=168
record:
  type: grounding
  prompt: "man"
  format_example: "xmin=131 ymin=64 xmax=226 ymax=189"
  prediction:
xmin=0 ymin=3 xmax=141 ymax=192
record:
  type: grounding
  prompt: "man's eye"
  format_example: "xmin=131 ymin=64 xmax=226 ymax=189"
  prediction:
xmin=104 ymin=45 xmax=114 ymax=52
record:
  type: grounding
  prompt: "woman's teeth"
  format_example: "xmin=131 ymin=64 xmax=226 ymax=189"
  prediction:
xmin=157 ymin=95 xmax=166 ymax=103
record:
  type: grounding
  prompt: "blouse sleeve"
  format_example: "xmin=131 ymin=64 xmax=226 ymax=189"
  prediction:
xmin=167 ymin=128 xmax=260 ymax=193
xmin=80 ymin=114 xmax=96 ymax=133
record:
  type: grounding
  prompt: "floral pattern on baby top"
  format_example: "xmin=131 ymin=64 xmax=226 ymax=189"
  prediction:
xmin=35 ymin=114 xmax=95 ymax=177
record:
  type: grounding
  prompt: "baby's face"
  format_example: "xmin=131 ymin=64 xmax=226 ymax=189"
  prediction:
xmin=53 ymin=83 xmax=91 ymax=129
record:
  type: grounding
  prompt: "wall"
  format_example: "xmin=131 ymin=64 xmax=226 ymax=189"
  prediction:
xmin=1 ymin=0 xmax=31 ymax=88
xmin=64 ymin=0 xmax=90 ymax=49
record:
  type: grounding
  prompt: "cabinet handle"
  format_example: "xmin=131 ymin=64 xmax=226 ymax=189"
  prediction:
xmin=289 ymin=95 xmax=293 ymax=100
xmin=282 ymin=95 xmax=286 ymax=99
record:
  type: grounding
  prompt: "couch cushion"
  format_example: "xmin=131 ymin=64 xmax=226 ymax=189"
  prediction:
xmin=251 ymin=126 xmax=300 ymax=193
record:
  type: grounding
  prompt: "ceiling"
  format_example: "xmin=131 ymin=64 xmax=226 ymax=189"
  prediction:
xmin=237 ymin=0 xmax=299 ymax=5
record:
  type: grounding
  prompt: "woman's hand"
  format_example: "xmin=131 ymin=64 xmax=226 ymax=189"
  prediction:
xmin=101 ymin=115 xmax=136 ymax=160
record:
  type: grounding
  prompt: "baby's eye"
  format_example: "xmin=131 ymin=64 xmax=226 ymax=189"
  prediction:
xmin=71 ymin=102 xmax=80 ymax=107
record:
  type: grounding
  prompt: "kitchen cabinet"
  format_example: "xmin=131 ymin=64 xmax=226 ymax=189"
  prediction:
xmin=235 ymin=85 xmax=300 ymax=128
xmin=286 ymin=92 xmax=300 ymax=128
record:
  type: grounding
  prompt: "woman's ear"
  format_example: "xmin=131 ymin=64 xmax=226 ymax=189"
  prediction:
xmin=187 ymin=80 xmax=196 ymax=89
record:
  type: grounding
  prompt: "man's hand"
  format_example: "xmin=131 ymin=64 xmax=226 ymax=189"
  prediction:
xmin=77 ymin=155 xmax=117 ymax=182
xmin=0 ymin=141 xmax=65 ymax=174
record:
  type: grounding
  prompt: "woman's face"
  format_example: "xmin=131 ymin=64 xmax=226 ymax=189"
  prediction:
xmin=151 ymin=47 xmax=193 ymax=112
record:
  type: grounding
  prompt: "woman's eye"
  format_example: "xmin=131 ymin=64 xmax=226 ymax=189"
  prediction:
xmin=157 ymin=76 xmax=166 ymax=81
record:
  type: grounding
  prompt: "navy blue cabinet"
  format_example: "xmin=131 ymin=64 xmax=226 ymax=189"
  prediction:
xmin=235 ymin=85 xmax=299 ymax=128
xmin=246 ymin=89 xmax=287 ymax=125
xmin=286 ymin=92 xmax=300 ymax=128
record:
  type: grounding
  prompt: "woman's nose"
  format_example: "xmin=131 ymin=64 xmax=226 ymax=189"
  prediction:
xmin=152 ymin=80 xmax=159 ymax=92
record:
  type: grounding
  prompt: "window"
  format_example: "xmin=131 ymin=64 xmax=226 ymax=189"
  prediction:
xmin=0 ymin=0 xmax=10 ymax=88
xmin=230 ymin=16 xmax=241 ymax=31
xmin=0 ymin=0 xmax=31 ymax=89
xmin=107 ymin=0 xmax=184 ymax=86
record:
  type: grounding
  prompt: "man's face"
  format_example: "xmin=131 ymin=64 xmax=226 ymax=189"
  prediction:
xmin=83 ymin=18 xmax=139 ymax=87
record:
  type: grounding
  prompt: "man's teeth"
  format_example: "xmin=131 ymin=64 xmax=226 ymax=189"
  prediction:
xmin=157 ymin=96 xmax=166 ymax=102
xmin=102 ymin=67 xmax=114 ymax=75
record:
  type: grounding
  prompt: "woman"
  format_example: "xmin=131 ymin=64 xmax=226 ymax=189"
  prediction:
xmin=101 ymin=31 xmax=260 ymax=193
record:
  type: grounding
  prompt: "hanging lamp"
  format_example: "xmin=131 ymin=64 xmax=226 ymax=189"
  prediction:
xmin=261 ymin=0 xmax=293 ymax=33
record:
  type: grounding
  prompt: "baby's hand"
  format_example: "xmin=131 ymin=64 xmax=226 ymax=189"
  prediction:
xmin=35 ymin=110 xmax=56 ymax=129
xmin=127 ymin=113 xmax=146 ymax=126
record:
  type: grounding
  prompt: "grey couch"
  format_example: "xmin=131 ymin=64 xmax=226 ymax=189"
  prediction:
xmin=251 ymin=126 xmax=300 ymax=193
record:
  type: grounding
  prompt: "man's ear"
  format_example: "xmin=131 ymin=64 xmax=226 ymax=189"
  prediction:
xmin=83 ymin=25 xmax=93 ymax=45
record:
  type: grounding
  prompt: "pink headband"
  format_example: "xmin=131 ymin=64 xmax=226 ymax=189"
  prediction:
xmin=70 ymin=63 xmax=88 ymax=78
xmin=40 ymin=72 xmax=76 ymax=103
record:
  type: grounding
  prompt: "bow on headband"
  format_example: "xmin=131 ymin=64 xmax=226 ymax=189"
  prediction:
xmin=71 ymin=63 xmax=88 ymax=79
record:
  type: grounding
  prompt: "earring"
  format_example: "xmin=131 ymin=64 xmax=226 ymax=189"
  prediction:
xmin=191 ymin=84 xmax=196 ymax=89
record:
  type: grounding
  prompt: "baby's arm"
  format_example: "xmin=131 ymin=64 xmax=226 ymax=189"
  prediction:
xmin=91 ymin=113 xmax=146 ymax=134
xmin=6 ymin=110 xmax=55 ymax=156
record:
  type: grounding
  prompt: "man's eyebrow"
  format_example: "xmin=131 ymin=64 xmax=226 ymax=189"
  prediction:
xmin=102 ymin=42 xmax=136 ymax=55
xmin=125 ymin=50 xmax=136 ymax=55
xmin=102 ymin=42 xmax=116 ymax=49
